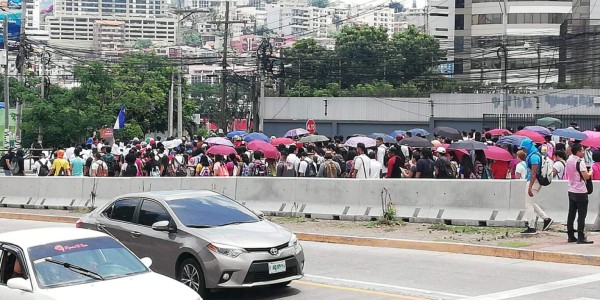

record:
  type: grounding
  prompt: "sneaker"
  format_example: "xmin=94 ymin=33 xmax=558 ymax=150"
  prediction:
xmin=521 ymin=228 xmax=537 ymax=235
xmin=542 ymin=218 xmax=554 ymax=231
xmin=577 ymin=239 xmax=594 ymax=244
xmin=568 ymin=237 xmax=577 ymax=243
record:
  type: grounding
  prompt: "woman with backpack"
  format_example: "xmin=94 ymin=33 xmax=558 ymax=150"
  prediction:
xmin=553 ymin=150 xmax=568 ymax=180
xmin=473 ymin=150 xmax=491 ymax=179
xmin=213 ymin=154 xmax=229 ymax=177
xmin=195 ymin=155 xmax=212 ymax=177
xmin=10 ymin=150 xmax=25 ymax=176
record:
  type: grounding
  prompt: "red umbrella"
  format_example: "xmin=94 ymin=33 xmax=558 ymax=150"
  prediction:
xmin=270 ymin=137 xmax=295 ymax=146
xmin=485 ymin=128 xmax=511 ymax=136
xmin=514 ymin=130 xmax=545 ymax=143
xmin=582 ymin=137 xmax=600 ymax=148
xmin=484 ymin=146 xmax=513 ymax=161
xmin=207 ymin=145 xmax=237 ymax=156
xmin=441 ymin=144 xmax=468 ymax=160
xmin=247 ymin=141 xmax=280 ymax=159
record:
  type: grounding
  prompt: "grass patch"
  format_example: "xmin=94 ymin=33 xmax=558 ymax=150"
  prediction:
xmin=497 ymin=241 xmax=532 ymax=248
xmin=428 ymin=224 xmax=522 ymax=236
xmin=363 ymin=219 xmax=405 ymax=228
xmin=277 ymin=217 xmax=307 ymax=223
xmin=74 ymin=207 xmax=95 ymax=214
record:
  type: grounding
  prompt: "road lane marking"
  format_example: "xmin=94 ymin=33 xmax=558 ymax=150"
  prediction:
xmin=461 ymin=273 xmax=600 ymax=300
xmin=303 ymin=274 xmax=467 ymax=299
xmin=295 ymin=280 xmax=428 ymax=300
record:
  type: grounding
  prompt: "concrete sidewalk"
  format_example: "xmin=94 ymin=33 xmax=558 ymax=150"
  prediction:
xmin=1 ymin=207 xmax=599 ymax=266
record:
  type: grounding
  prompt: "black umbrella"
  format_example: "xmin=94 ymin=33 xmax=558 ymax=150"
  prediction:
xmin=447 ymin=140 xmax=488 ymax=151
xmin=433 ymin=127 xmax=462 ymax=140
xmin=399 ymin=137 xmax=432 ymax=148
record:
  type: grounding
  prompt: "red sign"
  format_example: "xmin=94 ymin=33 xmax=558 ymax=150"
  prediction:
xmin=100 ymin=128 xmax=113 ymax=139
xmin=306 ymin=119 xmax=316 ymax=134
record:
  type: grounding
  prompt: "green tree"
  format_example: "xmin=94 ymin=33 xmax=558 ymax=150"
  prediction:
xmin=284 ymin=39 xmax=336 ymax=90
xmin=133 ymin=39 xmax=152 ymax=49
xmin=390 ymin=25 xmax=443 ymax=82
xmin=183 ymin=30 xmax=202 ymax=46
xmin=335 ymin=25 xmax=404 ymax=87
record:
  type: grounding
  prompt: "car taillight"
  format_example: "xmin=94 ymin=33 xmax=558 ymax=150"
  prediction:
xmin=75 ymin=219 xmax=83 ymax=228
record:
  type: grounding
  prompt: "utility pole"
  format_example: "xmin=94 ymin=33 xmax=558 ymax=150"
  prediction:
xmin=3 ymin=14 xmax=9 ymax=149
xmin=14 ymin=0 xmax=27 ymax=148
xmin=177 ymin=70 xmax=183 ymax=137
xmin=208 ymin=1 xmax=246 ymax=132
xmin=498 ymin=45 xmax=508 ymax=129
xmin=38 ymin=47 xmax=49 ymax=144
xmin=536 ymin=43 xmax=541 ymax=90
xmin=168 ymin=71 xmax=174 ymax=137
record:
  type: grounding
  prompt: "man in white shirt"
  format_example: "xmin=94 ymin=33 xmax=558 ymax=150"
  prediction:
xmin=368 ymin=151 xmax=382 ymax=179
xmin=90 ymin=152 xmax=108 ymax=177
xmin=287 ymin=145 xmax=301 ymax=174
xmin=64 ymin=145 xmax=76 ymax=161
xmin=351 ymin=143 xmax=371 ymax=179
xmin=32 ymin=153 xmax=51 ymax=176
xmin=375 ymin=137 xmax=387 ymax=176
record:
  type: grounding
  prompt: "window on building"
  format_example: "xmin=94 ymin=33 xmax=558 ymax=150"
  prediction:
xmin=455 ymin=14 xmax=464 ymax=30
xmin=454 ymin=58 xmax=464 ymax=74
xmin=454 ymin=36 xmax=464 ymax=53
xmin=456 ymin=0 xmax=464 ymax=8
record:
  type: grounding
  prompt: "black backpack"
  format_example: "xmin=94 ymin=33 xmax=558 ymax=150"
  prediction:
xmin=123 ymin=163 xmax=138 ymax=177
xmin=304 ymin=160 xmax=317 ymax=177
xmin=38 ymin=159 xmax=50 ymax=176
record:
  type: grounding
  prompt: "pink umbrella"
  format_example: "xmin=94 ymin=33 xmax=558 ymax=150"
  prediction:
xmin=514 ymin=130 xmax=545 ymax=143
xmin=207 ymin=145 xmax=237 ymax=156
xmin=247 ymin=141 xmax=280 ymax=159
xmin=485 ymin=129 xmax=511 ymax=136
xmin=270 ymin=137 xmax=295 ymax=146
xmin=484 ymin=146 xmax=513 ymax=161
xmin=582 ymin=137 xmax=600 ymax=148
xmin=583 ymin=131 xmax=600 ymax=139
xmin=205 ymin=137 xmax=234 ymax=147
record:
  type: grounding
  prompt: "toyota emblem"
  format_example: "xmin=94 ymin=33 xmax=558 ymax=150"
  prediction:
xmin=269 ymin=248 xmax=279 ymax=256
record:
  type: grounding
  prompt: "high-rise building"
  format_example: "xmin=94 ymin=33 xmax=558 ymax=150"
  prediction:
xmin=46 ymin=0 xmax=177 ymax=47
xmin=93 ymin=20 xmax=126 ymax=54
xmin=452 ymin=0 xmax=575 ymax=86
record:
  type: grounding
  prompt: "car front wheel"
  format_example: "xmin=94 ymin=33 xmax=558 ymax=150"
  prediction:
xmin=178 ymin=258 xmax=209 ymax=298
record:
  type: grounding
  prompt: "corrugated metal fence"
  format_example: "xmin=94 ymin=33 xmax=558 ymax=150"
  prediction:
xmin=483 ymin=114 xmax=600 ymax=131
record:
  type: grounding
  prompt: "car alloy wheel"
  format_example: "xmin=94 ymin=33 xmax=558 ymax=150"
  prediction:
xmin=178 ymin=258 xmax=207 ymax=297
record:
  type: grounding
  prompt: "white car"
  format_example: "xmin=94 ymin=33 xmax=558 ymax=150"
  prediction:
xmin=0 ymin=227 xmax=201 ymax=300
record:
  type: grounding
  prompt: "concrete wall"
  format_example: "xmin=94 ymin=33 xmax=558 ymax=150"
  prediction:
xmin=1 ymin=177 xmax=598 ymax=227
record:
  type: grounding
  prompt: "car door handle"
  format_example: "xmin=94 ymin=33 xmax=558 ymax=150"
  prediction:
xmin=130 ymin=231 xmax=141 ymax=238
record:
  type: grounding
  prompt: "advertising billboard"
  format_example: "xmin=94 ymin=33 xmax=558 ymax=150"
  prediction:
xmin=0 ymin=0 xmax=22 ymax=48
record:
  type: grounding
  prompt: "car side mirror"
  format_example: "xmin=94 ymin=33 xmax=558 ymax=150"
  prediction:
xmin=7 ymin=278 xmax=33 ymax=292
xmin=152 ymin=220 xmax=170 ymax=231
xmin=254 ymin=210 xmax=264 ymax=219
xmin=140 ymin=257 xmax=153 ymax=268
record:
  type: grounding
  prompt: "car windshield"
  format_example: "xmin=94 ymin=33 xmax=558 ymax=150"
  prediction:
xmin=168 ymin=195 xmax=260 ymax=227
xmin=29 ymin=236 xmax=148 ymax=289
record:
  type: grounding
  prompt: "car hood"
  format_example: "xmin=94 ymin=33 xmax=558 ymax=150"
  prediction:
xmin=39 ymin=272 xmax=200 ymax=300
xmin=189 ymin=220 xmax=292 ymax=248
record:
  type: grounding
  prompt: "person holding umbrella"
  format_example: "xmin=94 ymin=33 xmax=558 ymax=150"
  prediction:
xmin=520 ymin=138 xmax=553 ymax=235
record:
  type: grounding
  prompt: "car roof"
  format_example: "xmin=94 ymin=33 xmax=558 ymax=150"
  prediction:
xmin=117 ymin=189 xmax=222 ymax=201
xmin=0 ymin=228 xmax=108 ymax=249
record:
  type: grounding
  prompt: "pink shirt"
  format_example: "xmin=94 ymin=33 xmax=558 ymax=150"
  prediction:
xmin=566 ymin=155 xmax=588 ymax=194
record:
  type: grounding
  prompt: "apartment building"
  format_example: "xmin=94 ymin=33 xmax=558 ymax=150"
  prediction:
xmin=46 ymin=0 xmax=176 ymax=46
xmin=93 ymin=20 xmax=126 ymax=53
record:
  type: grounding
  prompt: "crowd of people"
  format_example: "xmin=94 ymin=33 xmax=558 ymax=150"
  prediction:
xmin=1 ymin=124 xmax=599 ymax=242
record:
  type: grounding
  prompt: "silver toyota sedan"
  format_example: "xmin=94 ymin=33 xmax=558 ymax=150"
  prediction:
xmin=77 ymin=190 xmax=305 ymax=298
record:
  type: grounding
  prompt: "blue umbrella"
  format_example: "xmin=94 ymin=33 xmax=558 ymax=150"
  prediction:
xmin=244 ymin=132 xmax=270 ymax=143
xmin=524 ymin=126 xmax=552 ymax=136
xmin=226 ymin=130 xmax=246 ymax=139
xmin=390 ymin=130 xmax=406 ymax=137
xmin=369 ymin=133 xmax=396 ymax=143
xmin=496 ymin=135 xmax=527 ymax=146
xmin=553 ymin=128 xmax=587 ymax=140
xmin=408 ymin=128 xmax=430 ymax=137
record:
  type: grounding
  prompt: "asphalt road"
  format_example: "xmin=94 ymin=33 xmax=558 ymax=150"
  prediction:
xmin=2 ymin=218 xmax=600 ymax=300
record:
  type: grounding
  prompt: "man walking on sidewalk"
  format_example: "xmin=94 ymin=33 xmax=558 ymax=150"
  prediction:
xmin=566 ymin=143 xmax=594 ymax=244
xmin=520 ymin=138 xmax=553 ymax=234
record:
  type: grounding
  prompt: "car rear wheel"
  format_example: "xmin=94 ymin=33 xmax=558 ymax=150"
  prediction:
xmin=178 ymin=258 xmax=209 ymax=298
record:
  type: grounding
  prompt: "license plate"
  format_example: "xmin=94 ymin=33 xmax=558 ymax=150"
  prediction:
xmin=268 ymin=261 xmax=286 ymax=274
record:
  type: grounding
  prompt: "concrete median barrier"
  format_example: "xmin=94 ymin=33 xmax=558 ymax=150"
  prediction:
xmin=1 ymin=177 xmax=598 ymax=226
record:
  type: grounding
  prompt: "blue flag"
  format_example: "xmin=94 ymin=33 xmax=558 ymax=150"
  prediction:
xmin=113 ymin=105 xmax=125 ymax=130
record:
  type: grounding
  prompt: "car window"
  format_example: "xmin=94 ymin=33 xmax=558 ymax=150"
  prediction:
xmin=109 ymin=199 xmax=140 ymax=223
xmin=167 ymin=195 xmax=260 ymax=227
xmin=29 ymin=236 xmax=148 ymax=289
xmin=137 ymin=200 xmax=170 ymax=227
xmin=0 ymin=248 xmax=27 ymax=284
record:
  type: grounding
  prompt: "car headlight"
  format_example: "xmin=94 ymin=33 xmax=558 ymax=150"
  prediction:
xmin=289 ymin=234 xmax=298 ymax=248
xmin=207 ymin=243 xmax=246 ymax=258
